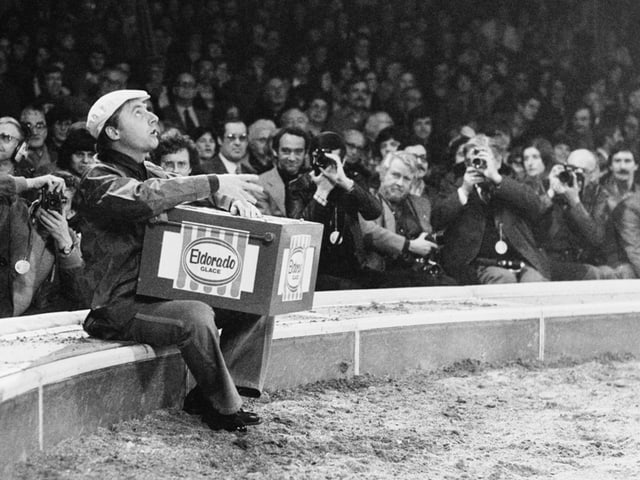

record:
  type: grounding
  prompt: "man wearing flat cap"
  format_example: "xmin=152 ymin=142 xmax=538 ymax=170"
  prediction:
xmin=78 ymin=89 xmax=270 ymax=432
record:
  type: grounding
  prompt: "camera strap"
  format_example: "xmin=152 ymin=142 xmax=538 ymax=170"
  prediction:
xmin=494 ymin=222 xmax=508 ymax=255
xmin=329 ymin=206 xmax=343 ymax=245
xmin=14 ymin=204 xmax=38 ymax=275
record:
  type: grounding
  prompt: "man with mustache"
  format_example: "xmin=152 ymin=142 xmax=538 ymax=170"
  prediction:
xmin=328 ymin=79 xmax=371 ymax=133
xmin=600 ymin=143 xmax=639 ymax=209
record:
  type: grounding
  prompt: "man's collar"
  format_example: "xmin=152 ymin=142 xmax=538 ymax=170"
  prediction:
xmin=380 ymin=192 xmax=408 ymax=211
xmin=99 ymin=149 xmax=148 ymax=180
xmin=219 ymin=153 xmax=240 ymax=174
xmin=28 ymin=146 xmax=46 ymax=159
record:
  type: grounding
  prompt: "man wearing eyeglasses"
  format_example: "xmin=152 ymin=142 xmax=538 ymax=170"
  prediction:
xmin=160 ymin=72 xmax=212 ymax=138
xmin=199 ymin=119 xmax=254 ymax=175
xmin=342 ymin=129 xmax=374 ymax=192
xmin=15 ymin=105 xmax=52 ymax=177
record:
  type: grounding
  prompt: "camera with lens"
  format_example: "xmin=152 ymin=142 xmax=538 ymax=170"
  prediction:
xmin=557 ymin=164 xmax=585 ymax=189
xmin=464 ymin=148 xmax=487 ymax=170
xmin=39 ymin=187 xmax=65 ymax=214
xmin=404 ymin=232 xmax=445 ymax=276
xmin=310 ymin=149 xmax=337 ymax=175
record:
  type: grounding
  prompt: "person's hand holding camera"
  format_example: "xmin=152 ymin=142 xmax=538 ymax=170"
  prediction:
xmin=310 ymin=152 xmax=354 ymax=202
xmin=35 ymin=208 xmax=74 ymax=253
xmin=408 ymin=232 xmax=439 ymax=256
xmin=548 ymin=164 xmax=581 ymax=206
xmin=460 ymin=165 xmax=485 ymax=196
xmin=477 ymin=148 xmax=502 ymax=185
xmin=26 ymin=174 xmax=65 ymax=192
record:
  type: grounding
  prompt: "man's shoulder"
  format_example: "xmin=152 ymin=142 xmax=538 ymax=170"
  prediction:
xmin=195 ymin=107 xmax=212 ymax=119
xmin=159 ymin=104 xmax=179 ymax=118
xmin=143 ymin=160 xmax=171 ymax=177
xmin=258 ymin=167 xmax=281 ymax=183
xmin=622 ymin=191 xmax=640 ymax=211
xmin=407 ymin=193 xmax=431 ymax=208
xmin=82 ymin=160 xmax=124 ymax=180
xmin=199 ymin=154 xmax=227 ymax=174
xmin=210 ymin=154 xmax=227 ymax=169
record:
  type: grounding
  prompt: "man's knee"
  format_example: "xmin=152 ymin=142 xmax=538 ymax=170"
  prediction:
xmin=177 ymin=301 xmax=217 ymax=340
xmin=518 ymin=266 xmax=548 ymax=283
xmin=586 ymin=263 xmax=636 ymax=280
xmin=477 ymin=266 xmax=517 ymax=284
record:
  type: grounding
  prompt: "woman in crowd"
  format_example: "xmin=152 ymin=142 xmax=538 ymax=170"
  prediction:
xmin=374 ymin=126 xmax=406 ymax=166
xmin=191 ymin=126 xmax=217 ymax=174
xmin=45 ymin=106 xmax=74 ymax=165
xmin=306 ymin=92 xmax=331 ymax=137
xmin=522 ymin=137 xmax=555 ymax=198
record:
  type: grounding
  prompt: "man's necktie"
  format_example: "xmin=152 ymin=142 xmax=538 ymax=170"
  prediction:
xmin=183 ymin=108 xmax=197 ymax=133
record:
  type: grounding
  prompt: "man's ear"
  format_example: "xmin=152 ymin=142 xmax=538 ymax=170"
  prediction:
xmin=105 ymin=125 xmax=120 ymax=141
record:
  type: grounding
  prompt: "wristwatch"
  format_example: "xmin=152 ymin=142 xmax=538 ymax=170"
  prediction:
xmin=58 ymin=243 xmax=74 ymax=256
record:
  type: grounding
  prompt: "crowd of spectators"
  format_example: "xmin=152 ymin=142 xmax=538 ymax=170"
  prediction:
xmin=4 ymin=0 xmax=640 ymax=316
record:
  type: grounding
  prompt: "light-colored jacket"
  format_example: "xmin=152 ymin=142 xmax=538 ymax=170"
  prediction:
xmin=255 ymin=167 xmax=286 ymax=217
xmin=359 ymin=193 xmax=432 ymax=271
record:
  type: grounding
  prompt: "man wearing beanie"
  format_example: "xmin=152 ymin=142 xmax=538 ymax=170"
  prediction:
xmin=78 ymin=89 xmax=270 ymax=432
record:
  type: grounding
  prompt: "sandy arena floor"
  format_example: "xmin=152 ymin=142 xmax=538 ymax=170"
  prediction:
xmin=10 ymin=356 xmax=640 ymax=480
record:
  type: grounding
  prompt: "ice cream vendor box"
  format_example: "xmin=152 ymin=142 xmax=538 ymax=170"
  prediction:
xmin=138 ymin=205 xmax=323 ymax=315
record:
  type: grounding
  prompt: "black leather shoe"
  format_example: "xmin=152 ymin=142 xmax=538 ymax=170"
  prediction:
xmin=202 ymin=410 xmax=248 ymax=433
xmin=237 ymin=386 xmax=261 ymax=398
xmin=183 ymin=386 xmax=210 ymax=415
xmin=237 ymin=409 xmax=261 ymax=425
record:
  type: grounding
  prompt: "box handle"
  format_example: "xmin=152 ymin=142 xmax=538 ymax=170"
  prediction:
xmin=149 ymin=216 xmax=275 ymax=244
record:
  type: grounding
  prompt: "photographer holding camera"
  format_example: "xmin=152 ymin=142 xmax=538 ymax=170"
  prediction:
xmin=288 ymin=131 xmax=383 ymax=290
xmin=26 ymin=170 xmax=87 ymax=313
xmin=432 ymin=133 xmax=550 ymax=284
xmin=538 ymin=148 xmax=634 ymax=280
xmin=359 ymin=151 xmax=457 ymax=287
xmin=1 ymin=115 xmax=76 ymax=317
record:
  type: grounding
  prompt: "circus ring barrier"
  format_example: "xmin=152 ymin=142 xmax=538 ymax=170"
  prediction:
xmin=2 ymin=280 xmax=640 ymax=474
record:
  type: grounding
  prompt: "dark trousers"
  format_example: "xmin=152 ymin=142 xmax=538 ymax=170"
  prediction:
xmin=116 ymin=299 xmax=274 ymax=415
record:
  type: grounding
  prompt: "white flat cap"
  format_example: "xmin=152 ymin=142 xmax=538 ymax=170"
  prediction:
xmin=86 ymin=89 xmax=150 ymax=138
